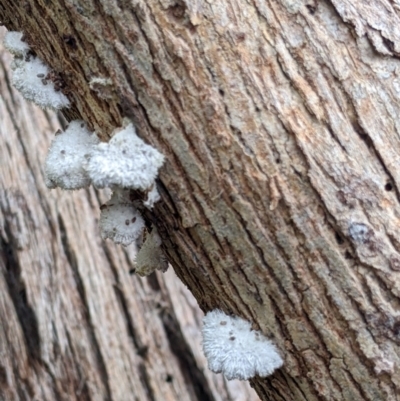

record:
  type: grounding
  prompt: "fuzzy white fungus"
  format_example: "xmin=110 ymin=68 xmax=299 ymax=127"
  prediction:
xmin=202 ymin=309 xmax=283 ymax=381
xmin=4 ymin=31 xmax=30 ymax=56
xmin=100 ymin=192 xmax=145 ymax=246
xmin=85 ymin=123 xmax=164 ymax=190
xmin=11 ymin=56 xmax=70 ymax=110
xmin=45 ymin=120 xmax=100 ymax=190
xmin=135 ymin=228 xmax=168 ymax=277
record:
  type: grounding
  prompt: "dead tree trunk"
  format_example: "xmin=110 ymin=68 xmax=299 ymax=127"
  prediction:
xmin=1 ymin=1 xmax=400 ymax=400
xmin=0 ymin=32 xmax=257 ymax=401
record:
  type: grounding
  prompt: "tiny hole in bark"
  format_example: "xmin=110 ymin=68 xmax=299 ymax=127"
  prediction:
xmin=165 ymin=374 xmax=173 ymax=383
xmin=137 ymin=345 xmax=148 ymax=358
xmin=306 ymin=4 xmax=316 ymax=14
xmin=344 ymin=250 xmax=352 ymax=259
xmin=63 ymin=34 xmax=77 ymax=49
xmin=385 ymin=183 xmax=393 ymax=191
xmin=335 ymin=232 xmax=344 ymax=244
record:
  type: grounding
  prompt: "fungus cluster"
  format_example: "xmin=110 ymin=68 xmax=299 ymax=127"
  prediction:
xmin=43 ymin=119 xmax=167 ymax=273
xmin=4 ymin=31 xmax=168 ymax=276
xmin=5 ymin=31 xmax=70 ymax=110
xmin=202 ymin=310 xmax=283 ymax=380
xmin=4 ymin=30 xmax=285 ymax=380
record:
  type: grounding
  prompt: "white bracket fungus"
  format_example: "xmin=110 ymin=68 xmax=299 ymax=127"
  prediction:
xmin=4 ymin=31 xmax=30 ymax=56
xmin=4 ymin=30 xmax=70 ymax=110
xmin=202 ymin=309 xmax=283 ymax=381
xmin=135 ymin=228 xmax=168 ymax=277
xmin=85 ymin=123 xmax=164 ymax=190
xmin=45 ymin=120 xmax=99 ymax=190
xmin=11 ymin=56 xmax=70 ymax=110
xmin=100 ymin=191 xmax=145 ymax=246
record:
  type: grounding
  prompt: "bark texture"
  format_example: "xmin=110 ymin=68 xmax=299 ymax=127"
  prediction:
xmin=0 ymin=32 xmax=258 ymax=401
xmin=1 ymin=0 xmax=400 ymax=400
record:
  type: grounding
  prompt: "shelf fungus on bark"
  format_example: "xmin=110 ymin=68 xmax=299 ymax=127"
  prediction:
xmin=84 ymin=123 xmax=164 ymax=191
xmin=45 ymin=120 xmax=99 ymax=190
xmin=99 ymin=191 xmax=145 ymax=246
xmin=202 ymin=310 xmax=283 ymax=381
xmin=4 ymin=31 xmax=70 ymax=110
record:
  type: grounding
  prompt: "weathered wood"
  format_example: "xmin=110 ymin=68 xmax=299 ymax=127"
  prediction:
xmin=0 ymin=32 xmax=258 ymax=401
xmin=1 ymin=0 xmax=400 ymax=400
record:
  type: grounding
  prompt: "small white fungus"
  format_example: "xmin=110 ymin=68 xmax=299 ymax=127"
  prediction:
xmin=100 ymin=192 xmax=145 ymax=246
xmin=202 ymin=309 xmax=283 ymax=381
xmin=45 ymin=120 xmax=100 ymax=190
xmin=135 ymin=228 xmax=168 ymax=277
xmin=84 ymin=123 xmax=164 ymax=190
xmin=4 ymin=31 xmax=30 ymax=56
xmin=11 ymin=56 xmax=70 ymax=110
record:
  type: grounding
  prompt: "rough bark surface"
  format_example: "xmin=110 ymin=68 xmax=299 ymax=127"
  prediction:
xmin=1 ymin=0 xmax=400 ymax=400
xmin=0 ymin=33 xmax=258 ymax=401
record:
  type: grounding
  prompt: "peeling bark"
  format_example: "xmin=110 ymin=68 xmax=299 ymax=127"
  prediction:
xmin=1 ymin=0 xmax=400 ymax=400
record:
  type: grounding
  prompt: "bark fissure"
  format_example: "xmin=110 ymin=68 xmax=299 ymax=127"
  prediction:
xmin=57 ymin=215 xmax=114 ymax=401
xmin=0 ymin=198 xmax=41 ymax=361
xmin=161 ymin=309 xmax=216 ymax=401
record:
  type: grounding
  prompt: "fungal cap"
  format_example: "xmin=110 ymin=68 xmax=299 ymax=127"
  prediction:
xmin=4 ymin=31 xmax=30 ymax=56
xmin=99 ymin=192 xmax=145 ymax=246
xmin=11 ymin=57 xmax=70 ymax=110
xmin=202 ymin=309 xmax=283 ymax=380
xmin=45 ymin=120 xmax=99 ymax=190
xmin=85 ymin=123 xmax=164 ymax=190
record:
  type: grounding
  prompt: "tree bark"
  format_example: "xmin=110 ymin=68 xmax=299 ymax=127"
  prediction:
xmin=0 ymin=32 xmax=257 ymax=401
xmin=1 ymin=0 xmax=400 ymax=400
